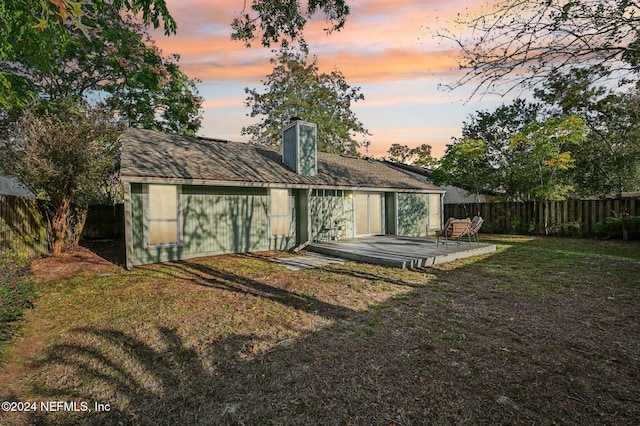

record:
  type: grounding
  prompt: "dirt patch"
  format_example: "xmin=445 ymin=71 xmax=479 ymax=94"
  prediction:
xmin=30 ymin=243 xmax=122 ymax=281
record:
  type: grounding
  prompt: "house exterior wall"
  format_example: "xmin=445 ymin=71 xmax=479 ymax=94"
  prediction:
xmin=124 ymin=181 xmax=444 ymax=267
xmin=397 ymin=193 xmax=429 ymax=237
xmin=309 ymin=190 xmax=442 ymax=241
xmin=128 ymin=184 xmax=296 ymax=266
xmin=397 ymin=193 xmax=443 ymax=237
xmin=309 ymin=189 xmax=354 ymax=241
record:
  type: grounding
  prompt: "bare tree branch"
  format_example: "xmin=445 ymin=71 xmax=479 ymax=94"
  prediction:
xmin=434 ymin=0 xmax=640 ymax=97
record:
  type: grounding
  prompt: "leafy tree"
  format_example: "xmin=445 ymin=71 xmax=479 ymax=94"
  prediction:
xmin=387 ymin=143 xmax=412 ymax=164
xmin=433 ymin=99 xmax=540 ymax=199
xmin=231 ymin=0 xmax=350 ymax=47
xmin=242 ymin=47 xmax=369 ymax=155
xmin=462 ymin=99 xmax=541 ymax=197
xmin=509 ymin=116 xmax=587 ymax=234
xmin=535 ymin=70 xmax=640 ymax=195
xmin=0 ymin=0 xmax=176 ymax=108
xmin=1 ymin=6 xmax=202 ymax=134
xmin=4 ymin=0 xmax=175 ymax=37
xmin=10 ymin=0 xmax=349 ymax=47
xmin=509 ymin=116 xmax=586 ymax=201
xmin=435 ymin=0 xmax=640 ymax=96
xmin=0 ymin=100 xmax=123 ymax=255
xmin=431 ymin=138 xmax=494 ymax=204
xmin=386 ymin=143 xmax=437 ymax=168
xmin=410 ymin=144 xmax=438 ymax=168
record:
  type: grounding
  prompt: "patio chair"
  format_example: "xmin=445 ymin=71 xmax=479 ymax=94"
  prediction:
xmin=436 ymin=218 xmax=471 ymax=246
xmin=462 ymin=216 xmax=484 ymax=244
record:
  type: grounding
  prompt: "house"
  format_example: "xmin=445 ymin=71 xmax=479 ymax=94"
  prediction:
xmin=383 ymin=161 xmax=496 ymax=204
xmin=120 ymin=120 xmax=445 ymax=268
xmin=441 ymin=185 xmax=495 ymax=204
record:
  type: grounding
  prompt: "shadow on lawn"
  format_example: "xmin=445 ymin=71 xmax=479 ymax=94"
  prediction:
xmin=156 ymin=259 xmax=353 ymax=320
xmin=26 ymin=326 xmax=253 ymax=425
xmin=15 ymin=240 xmax=640 ymax=425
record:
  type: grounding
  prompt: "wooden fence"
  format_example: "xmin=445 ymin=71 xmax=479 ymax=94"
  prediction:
xmin=444 ymin=196 xmax=640 ymax=237
xmin=0 ymin=195 xmax=49 ymax=258
xmin=82 ymin=204 xmax=124 ymax=240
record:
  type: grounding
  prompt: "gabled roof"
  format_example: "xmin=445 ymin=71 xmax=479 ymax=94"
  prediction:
xmin=384 ymin=160 xmax=498 ymax=197
xmin=0 ymin=168 xmax=35 ymax=198
xmin=120 ymin=129 xmax=443 ymax=193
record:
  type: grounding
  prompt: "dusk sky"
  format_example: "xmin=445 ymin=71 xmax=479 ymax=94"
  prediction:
xmin=151 ymin=0 xmax=520 ymax=159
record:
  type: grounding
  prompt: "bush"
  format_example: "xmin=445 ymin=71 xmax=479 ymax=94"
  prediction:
xmin=0 ymin=248 xmax=37 ymax=343
xmin=593 ymin=216 xmax=640 ymax=240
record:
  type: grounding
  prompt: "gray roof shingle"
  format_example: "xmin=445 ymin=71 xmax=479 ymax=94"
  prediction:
xmin=0 ymin=169 xmax=35 ymax=198
xmin=121 ymin=128 xmax=442 ymax=192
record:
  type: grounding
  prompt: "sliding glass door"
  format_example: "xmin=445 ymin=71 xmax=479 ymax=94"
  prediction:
xmin=355 ymin=192 xmax=383 ymax=236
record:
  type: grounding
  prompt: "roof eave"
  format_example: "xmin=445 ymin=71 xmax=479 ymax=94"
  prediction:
xmin=119 ymin=175 xmax=444 ymax=193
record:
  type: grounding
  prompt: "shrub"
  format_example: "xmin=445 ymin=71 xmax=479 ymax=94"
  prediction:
xmin=0 ymin=248 xmax=37 ymax=344
xmin=593 ymin=216 xmax=640 ymax=240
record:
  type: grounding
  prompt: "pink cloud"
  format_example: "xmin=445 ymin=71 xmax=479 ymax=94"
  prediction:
xmin=152 ymin=0 xmax=467 ymax=84
xmin=148 ymin=0 xmax=495 ymax=158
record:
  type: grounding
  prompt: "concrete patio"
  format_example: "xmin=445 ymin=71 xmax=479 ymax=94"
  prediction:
xmin=307 ymin=235 xmax=497 ymax=269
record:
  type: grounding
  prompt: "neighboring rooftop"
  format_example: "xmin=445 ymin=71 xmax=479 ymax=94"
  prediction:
xmin=0 ymin=169 xmax=35 ymax=198
xmin=121 ymin=128 xmax=443 ymax=192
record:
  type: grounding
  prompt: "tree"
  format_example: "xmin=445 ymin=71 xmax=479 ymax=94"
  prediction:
xmin=386 ymin=143 xmax=437 ymax=168
xmin=534 ymin=70 xmax=640 ymax=195
xmin=433 ymin=99 xmax=540 ymax=199
xmin=410 ymin=144 xmax=437 ymax=168
xmin=0 ymin=0 xmax=176 ymax=108
xmin=242 ymin=47 xmax=369 ymax=155
xmin=508 ymin=115 xmax=587 ymax=234
xmin=1 ymin=6 xmax=202 ymax=134
xmin=1 ymin=0 xmax=349 ymax=56
xmin=231 ymin=0 xmax=350 ymax=47
xmin=431 ymin=138 xmax=494 ymax=204
xmin=2 ymin=0 xmax=350 ymax=110
xmin=4 ymin=0 xmax=175 ymax=37
xmin=0 ymin=100 xmax=123 ymax=255
xmin=387 ymin=143 xmax=412 ymax=164
xmin=436 ymin=0 xmax=640 ymax=96
xmin=461 ymin=99 xmax=541 ymax=197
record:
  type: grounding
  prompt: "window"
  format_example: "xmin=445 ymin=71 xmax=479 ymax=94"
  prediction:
xmin=148 ymin=184 xmax=179 ymax=245
xmin=428 ymin=194 xmax=442 ymax=232
xmin=270 ymin=188 xmax=290 ymax=235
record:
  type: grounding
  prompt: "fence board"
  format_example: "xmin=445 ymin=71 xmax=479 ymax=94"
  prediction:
xmin=444 ymin=196 xmax=640 ymax=238
xmin=82 ymin=204 xmax=125 ymax=240
xmin=0 ymin=195 xmax=49 ymax=257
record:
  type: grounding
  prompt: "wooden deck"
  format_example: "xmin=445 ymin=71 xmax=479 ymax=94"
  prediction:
xmin=307 ymin=235 xmax=496 ymax=269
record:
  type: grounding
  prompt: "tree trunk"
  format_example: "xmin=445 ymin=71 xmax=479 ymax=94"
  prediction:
xmin=543 ymin=199 xmax=550 ymax=236
xmin=70 ymin=205 xmax=88 ymax=245
xmin=622 ymin=199 xmax=628 ymax=242
xmin=51 ymin=199 xmax=71 ymax=256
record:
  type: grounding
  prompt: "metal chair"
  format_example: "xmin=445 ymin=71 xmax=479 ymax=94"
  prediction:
xmin=462 ymin=216 xmax=484 ymax=244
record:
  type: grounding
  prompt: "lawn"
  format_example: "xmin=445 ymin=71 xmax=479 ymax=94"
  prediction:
xmin=1 ymin=236 xmax=639 ymax=425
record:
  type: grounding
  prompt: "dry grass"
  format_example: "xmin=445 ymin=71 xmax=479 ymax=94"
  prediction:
xmin=1 ymin=236 xmax=639 ymax=425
